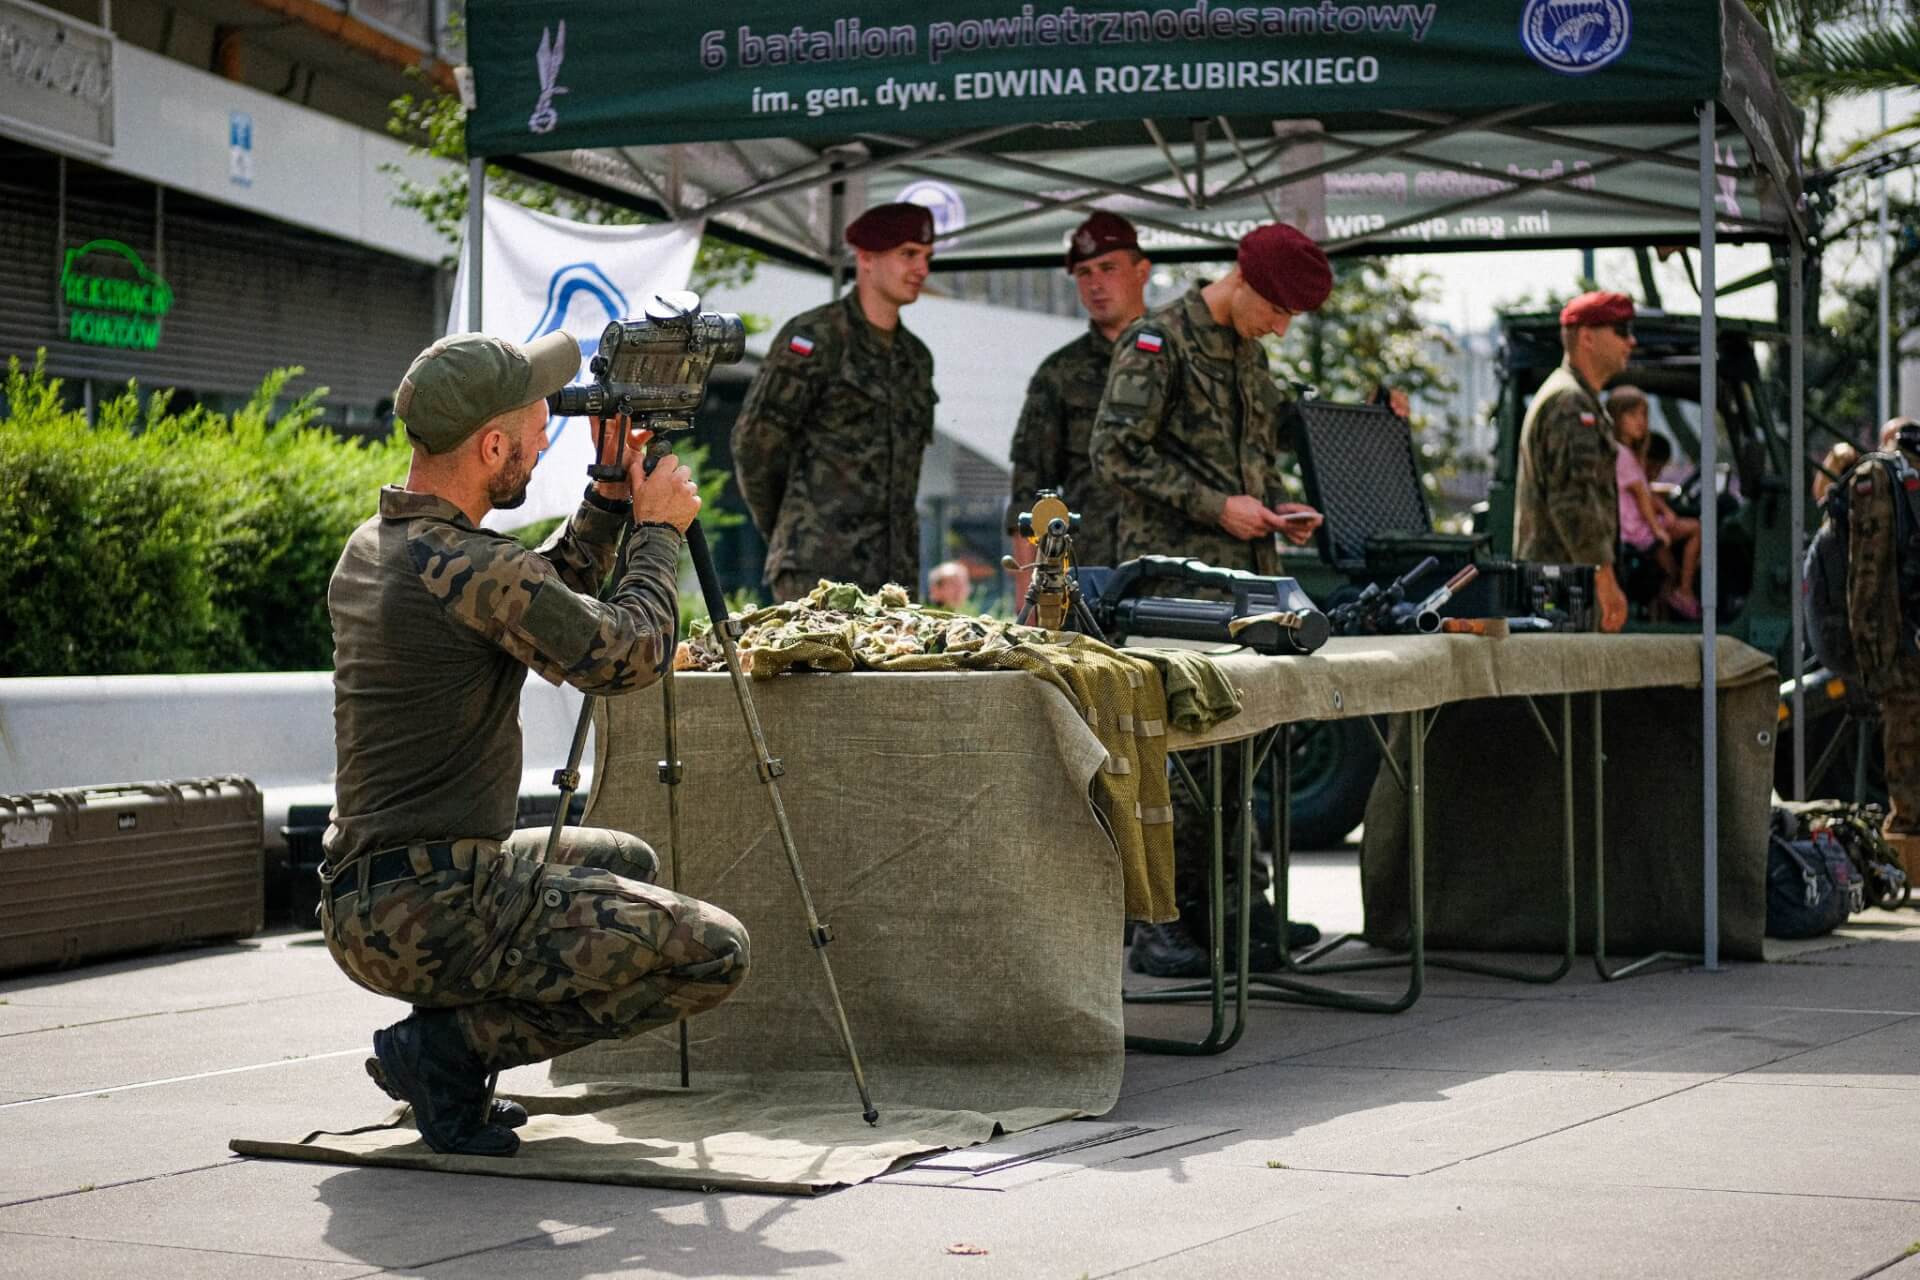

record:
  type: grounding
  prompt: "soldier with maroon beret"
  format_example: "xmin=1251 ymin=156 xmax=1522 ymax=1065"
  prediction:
xmin=1090 ymin=222 xmax=1337 ymax=978
xmin=1007 ymin=210 xmax=1153 ymax=571
xmin=1513 ymin=289 xmax=1637 ymax=632
xmin=733 ymin=201 xmax=939 ymax=602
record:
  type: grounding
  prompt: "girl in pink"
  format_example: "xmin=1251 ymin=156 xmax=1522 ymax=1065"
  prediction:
xmin=1610 ymin=387 xmax=1701 ymax=620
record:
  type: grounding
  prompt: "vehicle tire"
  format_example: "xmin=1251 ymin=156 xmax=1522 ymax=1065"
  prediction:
xmin=1253 ymin=718 xmax=1380 ymax=851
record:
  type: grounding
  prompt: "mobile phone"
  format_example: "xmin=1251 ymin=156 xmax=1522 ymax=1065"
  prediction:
xmin=1275 ymin=512 xmax=1319 ymax=524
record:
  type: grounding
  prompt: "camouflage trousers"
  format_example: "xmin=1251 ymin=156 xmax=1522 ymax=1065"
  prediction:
xmin=321 ymin=827 xmax=750 ymax=1072
xmin=1881 ymin=681 xmax=1920 ymax=839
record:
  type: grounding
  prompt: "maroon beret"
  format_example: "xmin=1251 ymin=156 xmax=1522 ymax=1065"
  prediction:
xmin=1066 ymin=211 xmax=1140 ymax=270
xmin=1236 ymin=223 xmax=1333 ymax=313
xmin=1560 ymin=291 xmax=1635 ymax=328
xmin=846 ymin=202 xmax=936 ymax=252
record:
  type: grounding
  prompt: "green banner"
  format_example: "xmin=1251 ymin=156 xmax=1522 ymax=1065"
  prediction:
xmin=467 ymin=1 xmax=1723 ymax=157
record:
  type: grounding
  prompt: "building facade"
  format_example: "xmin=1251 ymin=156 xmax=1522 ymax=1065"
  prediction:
xmin=1 ymin=0 xmax=458 ymax=427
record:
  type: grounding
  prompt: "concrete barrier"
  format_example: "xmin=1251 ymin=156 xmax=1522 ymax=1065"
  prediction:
xmin=0 ymin=672 xmax=593 ymax=850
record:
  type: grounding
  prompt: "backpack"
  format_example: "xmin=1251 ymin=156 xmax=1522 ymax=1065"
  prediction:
xmin=1765 ymin=807 xmax=1860 ymax=939
xmin=1803 ymin=448 xmax=1920 ymax=678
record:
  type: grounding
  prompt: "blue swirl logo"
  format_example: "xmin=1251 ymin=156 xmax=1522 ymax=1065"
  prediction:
xmin=1520 ymin=0 xmax=1631 ymax=76
xmin=528 ymin=261 xmax=628 ymax=455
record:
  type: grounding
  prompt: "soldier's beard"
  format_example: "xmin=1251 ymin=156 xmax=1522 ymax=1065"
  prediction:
xmin=487 ymin=437 xmax=533 ymax=510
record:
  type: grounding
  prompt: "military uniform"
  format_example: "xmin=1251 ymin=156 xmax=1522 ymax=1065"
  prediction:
xmin=1090 ymin=284 xmax=1294 ymax=586
xmin=732 ymin=292 xmax=937 ymax=602
xmin=323 ymin=486 xmax=750 ymax=1072
xmin=1845 ymin=440 xmax=1920 ymax=864
xmin=1090 ymin=282 xmax=1299 ymax=967
xmin=1008 ymin=326 xmax=1125 ymax=567
xmin=1513 ymin=361 xmax=1619 ymax=566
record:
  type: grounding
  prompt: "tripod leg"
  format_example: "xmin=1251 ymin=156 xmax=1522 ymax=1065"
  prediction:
xmin=683 ymin=523 xmax=881 ymax=1125
xmin=659 ymin=664 xmax=691 ymax=1089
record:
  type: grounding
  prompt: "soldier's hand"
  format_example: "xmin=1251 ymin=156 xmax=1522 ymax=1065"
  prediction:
xmin=1596 ymin=565 xmax=1628 ymax=633
xmin=593 ymin=418 xmax=642 ymax=501
xmin=633 ymin=450 xmax=702 ymax=532
xmin=1220 ymin=495 xmax=1275 ymax=541
xmin=1269 ymin=502 xmax=1323 ymax=547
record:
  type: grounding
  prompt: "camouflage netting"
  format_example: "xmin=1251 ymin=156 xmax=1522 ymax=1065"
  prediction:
xmin=676 ymin=579 xmax=1054 ymax=678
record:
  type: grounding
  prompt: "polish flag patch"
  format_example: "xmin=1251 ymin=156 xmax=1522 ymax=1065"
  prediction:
xmin=1579 ymin=412 xmax=1596 ymax=426
xmin=788 ymin=334 xmax=816 ymax=357
xmin=1134 ymin=331 xmax=1164 ymax=354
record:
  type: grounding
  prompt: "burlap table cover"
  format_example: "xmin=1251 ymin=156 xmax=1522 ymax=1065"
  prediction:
xmin=1350 ymin=636 xmax=1780 ymax=961
xmin=563 ymin=666 xmax=1125 ymax=1119
xmin=564 ymin=633 xmax=1777 ymax=1116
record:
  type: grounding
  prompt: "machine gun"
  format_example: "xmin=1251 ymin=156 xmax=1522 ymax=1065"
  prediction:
xmin=1079 ymin=557 xmax=1330 ymax=656
xmin=1003 ymin=491 xmax=1106 ymax=636
xmin=1326 ymin=556 xmax=1438 ymax=636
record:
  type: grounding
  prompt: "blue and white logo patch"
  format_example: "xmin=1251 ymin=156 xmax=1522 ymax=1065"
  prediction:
xmin=1519 ymin=0 xmax=1631 ymax=76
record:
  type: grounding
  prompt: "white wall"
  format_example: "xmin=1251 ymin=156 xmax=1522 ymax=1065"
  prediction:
xmin=0 ymin=673 xmax=590 ymax=848
xmin=104 ymin=44 xmax=451 ymax=266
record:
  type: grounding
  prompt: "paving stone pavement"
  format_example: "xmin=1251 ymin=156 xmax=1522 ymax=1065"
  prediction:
xmin=3 ymin=854 xmax=1918 ymax=1279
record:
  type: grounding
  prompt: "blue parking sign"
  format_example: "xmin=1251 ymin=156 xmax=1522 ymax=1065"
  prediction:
xmin=229 ymin=111 xmax=254 ymax=188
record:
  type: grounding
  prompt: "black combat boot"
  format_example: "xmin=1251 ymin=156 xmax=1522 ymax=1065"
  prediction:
xmin=365 ymin=1057 xmax=528 ymax=1129
xmin=1221 ymin=906 xmax=1323 ymax=973
xmin=370 ymin=1009 xmax=521 ymax=1157
xmin=1127 ymin=918 xmax=1212 ymax=978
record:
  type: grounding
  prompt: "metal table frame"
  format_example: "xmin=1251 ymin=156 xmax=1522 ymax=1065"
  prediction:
xmin=1125 ymin=689 xmax=1693 ymax=1052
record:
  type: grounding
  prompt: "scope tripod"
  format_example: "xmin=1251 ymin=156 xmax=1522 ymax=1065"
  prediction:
xmin=543 ymin=433 xmax=879 ymax=1125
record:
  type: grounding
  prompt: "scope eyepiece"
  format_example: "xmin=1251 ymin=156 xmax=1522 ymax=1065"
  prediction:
xmin=547 ymin=382 xmax=606 ymax=418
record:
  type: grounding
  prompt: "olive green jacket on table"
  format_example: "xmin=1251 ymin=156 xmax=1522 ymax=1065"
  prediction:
xmin=1513 ymin=361 xmax=1619 ymax=568
xmin=1088 ymin=285 xmax=1294 ymax=579
xmin=731 ymin=291 xmax=937 ymax=593
xmin=1008 ymin=324 xmax=1126 ymax=569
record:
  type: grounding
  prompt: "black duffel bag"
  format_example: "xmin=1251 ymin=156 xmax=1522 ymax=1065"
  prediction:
xmin=1766 ymin=808 xmax=1861 ymax=940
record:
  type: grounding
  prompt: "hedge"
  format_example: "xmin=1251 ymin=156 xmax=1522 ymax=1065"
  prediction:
xmin=0 ymin=353 xmax=409 ymax=676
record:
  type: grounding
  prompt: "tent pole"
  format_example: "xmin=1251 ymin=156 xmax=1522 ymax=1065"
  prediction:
xmin=1791 ymin=236 xmax=1807 ymax=800
xmin=467 ymin=157 xmax=484 ymax=331
xmin=828 ymin=159 xmax=847 ymax=296
xmin=1697 ymin=102 xmax=1720 ymax=971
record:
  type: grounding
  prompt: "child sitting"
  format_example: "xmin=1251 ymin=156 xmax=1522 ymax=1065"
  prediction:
xmin=1608 ymin=387 xmax=1702 ymax=621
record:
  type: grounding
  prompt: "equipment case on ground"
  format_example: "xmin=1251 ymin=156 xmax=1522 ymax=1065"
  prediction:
xmin=0 ymin=776 xmax=263 ymax=974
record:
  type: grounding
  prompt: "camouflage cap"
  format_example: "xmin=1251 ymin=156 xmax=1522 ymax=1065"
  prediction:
xmin=394 ymin=331 xmax=580 ymax=454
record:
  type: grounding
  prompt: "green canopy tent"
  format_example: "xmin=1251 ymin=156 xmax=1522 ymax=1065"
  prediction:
xmin=460 ymin=0 xmax=1817 ymax=968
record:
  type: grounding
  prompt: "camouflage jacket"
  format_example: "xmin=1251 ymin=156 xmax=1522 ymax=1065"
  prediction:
xmin=1089 ymin=284 xmax=1292 ymax=577
xmin=1513 ymin=361 xmax=1618 ymax=567
xmin=732 ymin=292 xmax=937 ymax=593
xmin=1847 ymin=443 xmax=1920 ymax=690
xmin=1008 ymin=324 xmax=1126 ymax=568
xmin=323 ymin=486 xmax=681 ymax=864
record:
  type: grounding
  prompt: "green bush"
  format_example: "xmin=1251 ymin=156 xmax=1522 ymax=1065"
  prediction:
xmin=0 ymin=353 xmax=408 ymax=675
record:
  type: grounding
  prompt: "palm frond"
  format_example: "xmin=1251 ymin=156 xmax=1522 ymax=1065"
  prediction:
xmin=1779 ymin=19 xmax=1920 ymax=96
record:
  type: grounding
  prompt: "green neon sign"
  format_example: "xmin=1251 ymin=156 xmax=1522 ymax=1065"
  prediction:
xmin=60 ymin=239 xmax=174 ymax=351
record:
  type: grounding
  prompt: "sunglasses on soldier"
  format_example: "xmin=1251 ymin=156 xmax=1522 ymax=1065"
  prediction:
xmin=1610 ymin=322 xmax=1634 ymax=339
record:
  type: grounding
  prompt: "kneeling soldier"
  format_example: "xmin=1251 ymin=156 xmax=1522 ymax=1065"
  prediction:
xmin=322 ymin=332 xmax=750 ymax=1157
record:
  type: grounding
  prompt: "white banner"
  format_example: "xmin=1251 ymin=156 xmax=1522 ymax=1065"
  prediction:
xmin=448 ymin=196 xmax=703 ymax=528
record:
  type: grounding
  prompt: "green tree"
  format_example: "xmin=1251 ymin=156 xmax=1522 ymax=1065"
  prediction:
xmin=1744 ymin=0 xmax=1920 ymax=446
